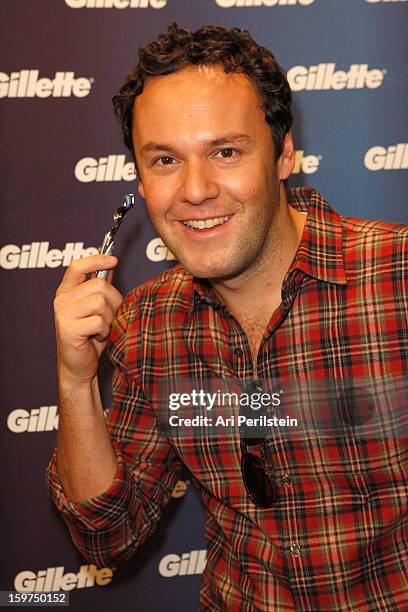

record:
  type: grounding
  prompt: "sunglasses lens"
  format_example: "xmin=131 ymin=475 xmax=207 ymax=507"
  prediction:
xmin=241 ymin=453 xmax=275 ymax=508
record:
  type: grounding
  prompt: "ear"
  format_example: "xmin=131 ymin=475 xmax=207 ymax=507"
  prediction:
xmin=277 ymin=132 xmax=295 ymax=181
xmin=137 ymin=179 xmax=145 ymax=199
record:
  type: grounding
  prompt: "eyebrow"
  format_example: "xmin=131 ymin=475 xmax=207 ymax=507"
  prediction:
xmin=141 ymin=134 xmax=251 ymax=154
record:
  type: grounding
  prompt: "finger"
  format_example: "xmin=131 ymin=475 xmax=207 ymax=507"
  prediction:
xmin=55 ymin=276 xmax=123 ymax=314
xmin=57 ymin=255 xmax=118 ymax=292
xmin=94 ymin=330 xmax=111 ymax=343
xmin=73 ymin=315 xmax=111 ymax=343
xmin=60 ymin=294 xmax=117 ymax=325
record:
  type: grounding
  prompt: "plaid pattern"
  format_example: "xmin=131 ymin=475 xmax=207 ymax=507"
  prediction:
xmin=47 ymin=187 xmax=408 ymax=611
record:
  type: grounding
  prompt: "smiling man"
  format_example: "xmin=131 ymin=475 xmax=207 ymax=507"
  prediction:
xmin=47 ymin=24 xmax=408 ymax=611
xmin=134 ymin=65 xmax=303 ymax=281
xmin=132 ymin=62 xmax=306 ymax=359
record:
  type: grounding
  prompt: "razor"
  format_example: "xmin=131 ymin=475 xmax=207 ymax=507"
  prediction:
xmin=96 ymin=193 xmax=135 ymax=279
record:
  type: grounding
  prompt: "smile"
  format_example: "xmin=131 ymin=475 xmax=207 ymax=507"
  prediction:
xmin=182 ymin=215 xmax=233 ymax=230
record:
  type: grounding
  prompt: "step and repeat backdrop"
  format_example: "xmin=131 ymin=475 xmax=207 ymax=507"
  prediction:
xmin=1 ymin=0 xmax=407 ymax=610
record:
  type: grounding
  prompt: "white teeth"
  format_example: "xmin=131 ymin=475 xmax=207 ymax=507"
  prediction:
xmin=183 ymin=215 xmax=232 ymax=230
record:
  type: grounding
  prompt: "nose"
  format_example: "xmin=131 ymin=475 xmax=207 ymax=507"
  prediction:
xmin=178 ymin=160 xmax=220 ymax=206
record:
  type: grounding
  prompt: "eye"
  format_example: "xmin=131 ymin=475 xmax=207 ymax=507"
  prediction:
xmin=217 ymin=148 xmax=239 ymax=159
xmin=154 ymin=156 xmax=175 ymax=166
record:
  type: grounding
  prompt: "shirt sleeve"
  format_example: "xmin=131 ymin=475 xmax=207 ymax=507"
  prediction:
xmin=46 ymin=291 xmax=182 ymax=567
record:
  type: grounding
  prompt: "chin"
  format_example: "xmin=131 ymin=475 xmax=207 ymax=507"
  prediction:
xmin=177 ymin=258 xmax=224 ymax=279
xmin=169 ymin=243 xmax=250 ymax=280
xmin=179 ymin=258 xmax=244 ymax=281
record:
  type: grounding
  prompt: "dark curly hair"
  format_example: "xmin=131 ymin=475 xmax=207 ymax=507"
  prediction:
xmin=113 ymin=23 xmax=292 ymax=165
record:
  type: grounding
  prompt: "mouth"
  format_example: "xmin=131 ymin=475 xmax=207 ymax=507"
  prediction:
xmin=181 ymin=215 xmax=233 ymax=231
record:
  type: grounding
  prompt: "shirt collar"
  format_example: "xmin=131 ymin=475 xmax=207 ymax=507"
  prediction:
xmin=287 ymin=186 xmax=347 ymax=285
xmin=191 ymin=276 xmax=224 ymax=311
xmin=189 ymin=186 xmax=347 ymax=313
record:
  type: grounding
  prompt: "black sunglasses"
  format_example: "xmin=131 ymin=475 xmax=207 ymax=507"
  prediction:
xmin=240 ymin=437 xmax=276 ymax=508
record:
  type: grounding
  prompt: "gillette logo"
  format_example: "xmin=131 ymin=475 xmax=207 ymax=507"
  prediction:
xmin=292 ymin=149 xmax=321 ymax=174
xmin=364 ymin=143 xmax=408 ymax=171
xmin=287 ymin=63 xmax=385 ymax=91
xmin=158 ymin=550 xmax=207 ymax=577
xmin=215 ymin=0 xmax=314 ymax=6
xmin=14 ymin=565 xmax=114 ymax=592
xmin=65 ymin=0 xmax=167 ymax=7
xmin=0 ymin=242 xmax=98 ymax=270
xmin=7 ymin=406 xmax=58 ymax=433
xmin=171 ymin=480 xmax=189 ymax=498
xmin=7 ymin=406 xmax=111 ymax=433
xmin=0 ymin=71 xmax=93 ymax=98
xmin=75 ymin=155 xmax=136 ymax=182
xmin=146 ymin=238 xmax=176 ymax=263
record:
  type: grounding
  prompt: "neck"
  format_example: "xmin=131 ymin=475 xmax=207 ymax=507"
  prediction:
xmin=211 ymin=184 xmax=306 ymax=317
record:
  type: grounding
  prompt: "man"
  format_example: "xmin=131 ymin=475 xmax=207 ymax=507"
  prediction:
xmin=47 ymin=23 xmax=408 ymax=611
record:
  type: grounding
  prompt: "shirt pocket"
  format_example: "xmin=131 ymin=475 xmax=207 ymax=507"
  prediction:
xmin=168 ymin=432 xmax=257 ymax=512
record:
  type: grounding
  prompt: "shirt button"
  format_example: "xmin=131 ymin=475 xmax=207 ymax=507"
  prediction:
xmin=233 ymin=347 xmax=243 ymax=357
xmin=282 ymin=474 xmax=292 ymax=487
xmin=289 ymin=543 xmax=301 ymax=556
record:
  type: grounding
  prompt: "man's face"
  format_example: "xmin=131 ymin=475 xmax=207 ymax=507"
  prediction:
xmin=133 ymin=65 xmax=292 ymax=281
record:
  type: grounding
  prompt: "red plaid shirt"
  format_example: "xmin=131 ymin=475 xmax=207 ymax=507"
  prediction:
xmin=47 ymin=187 xmax=408 ymax=611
